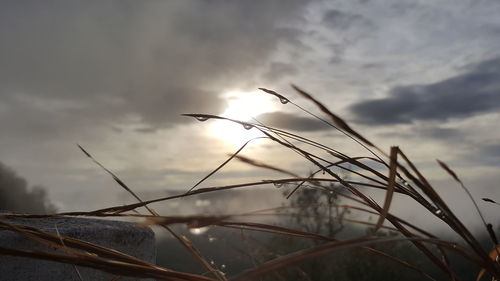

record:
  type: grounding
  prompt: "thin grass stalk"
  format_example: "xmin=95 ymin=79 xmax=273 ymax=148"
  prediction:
xmin=285 ymin=89 xmax=497 ymax=278
xmin=396 ymin=149 xmax=496 ymax=275
xmin=256 ymin=111 xmax=466 ymax=278
xmin=55 ymin=223 xmax=85 ymax=281
xmin=0 ymin=247 xmax=215 ymax=281
xmin=437 ymin=160 xmax=497 ymax=247
xmin=231 ymin=237 xmax=480 ymax=281
xmin=78 ymin=145 xmax=227 ymax=281
xmin=209 ymin=224 xmax=436 ymax=280
xmin=0 ymin=221 xmax=157 ymax=267
xmin=372 ymin=146 xmax=398 ymax=233
xmin=187 ymin=138 xmax=265 ymax=193
xmin=183 ymin=114 xmax=403 ymax=196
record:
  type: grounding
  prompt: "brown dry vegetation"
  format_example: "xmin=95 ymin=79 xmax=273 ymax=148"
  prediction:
xmin=1 ymin=86 xmax=499 ymax=281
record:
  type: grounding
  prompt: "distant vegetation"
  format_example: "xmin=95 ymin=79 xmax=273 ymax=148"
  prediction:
xmin=0 ymin=161 xmax=56 ymax=214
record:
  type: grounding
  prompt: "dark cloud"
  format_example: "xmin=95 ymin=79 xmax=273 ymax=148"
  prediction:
xmin=362 ymin=63 xmax=384 ymax=69
xmin=0 ymin=0 xmax=310 ymax=137
xmin=256 ymin=111 xmax=330 ymax=132
xmin=134 ymin=127 xmax=156 ymax=134
xmin=350 ymin=56 xmax=500 ymax=125
xmin=377 ymin=126 xmax=463 ymax=141
xmin=0 ymin=162 xmax=56 ymax=214
xmin=417 ymin=126 xmax=463 ymax=140
xmin=322 ymin=9 xmax=371 ymax=30
xmin=477 ymin=144 xmax=500 ymax=166
xmin=480 ymin=144 xmax=500 ymax=158
xmin=458 ymin=142 xmax=500 ymax=167
xmin=321 ymin=9 xmax=375 ymax=64
xmin=262 ymin=62 xmax=298 ymax=82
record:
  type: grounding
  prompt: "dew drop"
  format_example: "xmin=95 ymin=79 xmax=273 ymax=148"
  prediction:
xmin=242 ymin=123 xmax=254 ymax=130
xmin=195 ymin=116 xmax=209 ymax=122
xmin=399 ymin=179 xmax=410 ymax=187
xmin=210 ymin=260 xmax=215 ymax=265
xmin=221 ymin=264 xmax=226 ymax=269
xmin=435 ymin=209 xmax=442 ymax=216
xmin=273 ymin=183 xmax=283 ymax=189
xmin=279 ymin=97 xmax=289 ymax=104
xmin=208 ymin=236 xmax=217 ymax=243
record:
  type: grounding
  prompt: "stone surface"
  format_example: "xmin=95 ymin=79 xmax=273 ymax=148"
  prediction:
xmin=0 ymin=213 xmax=156 ymax=281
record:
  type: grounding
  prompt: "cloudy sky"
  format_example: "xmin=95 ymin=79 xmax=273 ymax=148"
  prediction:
xmin=1 ymin=0 xmax=500 ymax=228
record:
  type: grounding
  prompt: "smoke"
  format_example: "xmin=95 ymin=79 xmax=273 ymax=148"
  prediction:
xmin=0 ymin=161 xmax=56 ymax=214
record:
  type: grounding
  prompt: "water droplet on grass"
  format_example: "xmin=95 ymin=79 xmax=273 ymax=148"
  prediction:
xmin=273 ymin=183 xmax=283 ymax=188
xmin=399 ymin=179 xmax=410 ymax=187
xmin=195 ymin=116 xmax=209 ymax=122
xmin=279 ymin=97 xmax=289 ymax=104
xmin=243 ymin=123 xmax=253 ymax=130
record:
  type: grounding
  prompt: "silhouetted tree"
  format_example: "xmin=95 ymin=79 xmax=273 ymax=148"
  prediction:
xmin=264 ymin=180 xmax=429 ymax=281
xmin=0 ymin=161 xmax=56 ymax=214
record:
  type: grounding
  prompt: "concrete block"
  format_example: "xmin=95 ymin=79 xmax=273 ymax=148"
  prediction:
xmin=0 ymin=212 xmax=155 ymax=281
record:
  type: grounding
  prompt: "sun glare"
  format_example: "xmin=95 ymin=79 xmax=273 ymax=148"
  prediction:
xmin=208 ymin=90 xmax=278 ymax=147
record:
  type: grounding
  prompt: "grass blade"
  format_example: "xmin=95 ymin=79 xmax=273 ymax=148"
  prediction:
xmin=373 ymin=146 xmax=398 ymax=233
xmin=290 ymin=84 xmax=373 ymax=147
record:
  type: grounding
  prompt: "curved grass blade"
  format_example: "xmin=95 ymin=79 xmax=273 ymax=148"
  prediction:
xmin=437 ymin=159 xmax=494 ymax=245
xmin=476 ymin=245 xmax=500 ymax=281
xmin=231 ymin=237 xmax=466 ymax=281
xmin=482 ymin=198 xmax=500 ymax=205
xmin=186 ymin=138 xmax=263 ymax=193
xmin=373 ymin=146 xmax=398 ymax=233
xmin=77 ymin=144 xmax=227 ymax=281
xmin=233 ymin=155 xmax=300 ymax=178
xmin=290 ymin=85 xmax=374 ymax=148
xmin=0 ymin=246 xmax=215 ymax=281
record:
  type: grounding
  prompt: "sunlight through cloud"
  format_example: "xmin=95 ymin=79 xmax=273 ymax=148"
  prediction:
xmin=208 ymin=90 xmax=278 ymax=147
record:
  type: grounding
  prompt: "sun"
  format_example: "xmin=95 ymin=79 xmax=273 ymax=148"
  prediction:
xmin=207 ymin=90 xmax=278 ymax=147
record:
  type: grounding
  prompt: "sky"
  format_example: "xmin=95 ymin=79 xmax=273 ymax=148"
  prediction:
xmin=1 ymin=0 xmax=500 ymax=231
